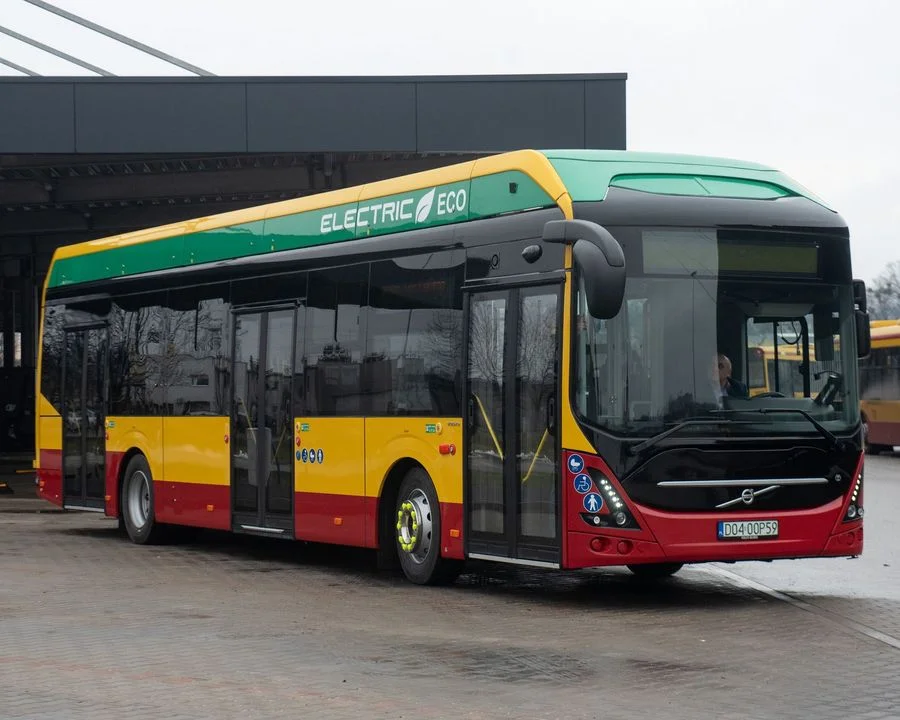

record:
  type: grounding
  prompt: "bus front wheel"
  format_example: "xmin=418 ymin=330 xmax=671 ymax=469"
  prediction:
xmin=394 ymin=467 xmax=460 ymax=586
xmin=627 ymin=562 xmax=683 ymax=579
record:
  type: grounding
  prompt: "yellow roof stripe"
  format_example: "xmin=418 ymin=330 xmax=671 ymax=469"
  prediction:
xmin=52 ymin=150 xmax=572 ymax=264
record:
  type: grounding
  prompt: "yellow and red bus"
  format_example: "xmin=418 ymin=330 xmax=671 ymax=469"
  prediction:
xmin=860 ymin=319 xmax=900 ymax=454
xmin=35 ymin=149 xmax=872 ymax=584
xmin=746 ymin=343 xmax=838 ymax=399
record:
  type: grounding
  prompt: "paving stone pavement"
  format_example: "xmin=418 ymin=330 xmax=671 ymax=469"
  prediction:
xmin=1 ymin=511 xmax=899 ymax=720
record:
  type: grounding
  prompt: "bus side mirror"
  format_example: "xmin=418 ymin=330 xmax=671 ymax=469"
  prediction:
xmin=856 ymin=309 xmax=871 ymax=359
xmin=542 ymin=219 xmax=625 ymax=319
xmin=853 ymin=279 xmax=867 ymax=312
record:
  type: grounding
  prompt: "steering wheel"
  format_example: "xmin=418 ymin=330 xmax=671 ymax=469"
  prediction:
xmin=754 ymin=391 xmax=786 ymax=399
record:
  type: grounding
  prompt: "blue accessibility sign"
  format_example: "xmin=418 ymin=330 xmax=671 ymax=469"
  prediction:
xmin=568 ymin=454 xmax=585 ymax=474
xmin=301 ymin=448 xmax=309 ymax=463
xmin=308 ymin=449 xmax=317 ymax=465
xmin=573 ymin=474 xmax=593 ymax=494
xmin=583 ymin=493 xmax=603 ymax=514
xmin=316 ymin=448 xmax=324 ymax=464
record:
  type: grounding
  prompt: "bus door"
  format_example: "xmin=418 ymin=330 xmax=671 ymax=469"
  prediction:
xmin=464 ymin=283 xmax=562 ymax=567
xmin=230 ymin=307 xmax=296 ymax=535
xmin=61 ymin=324 xmax=107 ymax=512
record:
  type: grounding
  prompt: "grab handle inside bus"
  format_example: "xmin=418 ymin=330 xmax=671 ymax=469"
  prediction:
xmin=542 ymin=219 xmax=626 ymax=319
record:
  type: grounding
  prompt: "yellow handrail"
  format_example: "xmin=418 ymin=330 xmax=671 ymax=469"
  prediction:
xmin=521 ymin=428 xmax=549 ymax=484
xmin=472 ymin=393 xmax=504 ymax=461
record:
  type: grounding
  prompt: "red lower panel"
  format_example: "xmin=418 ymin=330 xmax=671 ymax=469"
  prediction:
xmin=294 ymin=493 xmax=464 ymax=558
xmin=295 ymin=492 xmax=368 ymax=547
xmin=566 ymin=497 xmax=851 ymax=568
xmin=440 ymin=502 xmax=464 ymax=560
xmin=568 ymin=531 xmax=669 ymax=567
xmin=639 ymin=498 xmax=843 ymax=561
xmin=105 ymin=451 xmax=125 ymax=516
xmin=154 ymin=481 xmax=231 ymax=531
xmin=37 ymin=449 xmax=62 ymax=507
xmin=823 ymin=524 xmax=863 ymax=556
xmin=868 ymin=421 xmax=900 ymax=447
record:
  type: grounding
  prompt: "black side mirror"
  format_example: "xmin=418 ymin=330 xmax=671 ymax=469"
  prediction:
xmin=542 ymin=219 xmax=626 ymax=319
xmin=853 ymin=279 xmax=867 ymax=313
xmin=856 ymin=309 xmax=871 ymax=359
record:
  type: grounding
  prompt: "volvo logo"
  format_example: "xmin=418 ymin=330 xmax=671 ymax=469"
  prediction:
xmin=716 ymin=485 xmax=780 ymax=509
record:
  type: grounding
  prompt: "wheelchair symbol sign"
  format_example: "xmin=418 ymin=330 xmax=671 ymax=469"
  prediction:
xmin=573 ymin=474 xmax=592 ymax=494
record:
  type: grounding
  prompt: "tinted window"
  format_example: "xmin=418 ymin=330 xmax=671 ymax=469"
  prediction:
xmin=367 ymin=253 xmax=464 ymax=415
xmin=303 ymin=265 xmax=368 ymax=415
xmin=232 ymin=271 xmax=307 ymax=307
xmin=108 ymin=291 xmax=167 ymax=416
xmin=861 ymin=347 xmax=900 ymax=401
xmin=163 ymin=283 xmax=231 ymax=416
xmin=40 ymin=304 xmax=65 ymax=413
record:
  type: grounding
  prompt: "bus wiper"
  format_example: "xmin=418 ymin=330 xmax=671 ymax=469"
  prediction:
xmin=627 ymin=419 xmax=733 ymax=455
xmin=716 ymin=408 xmax=842 ymax=450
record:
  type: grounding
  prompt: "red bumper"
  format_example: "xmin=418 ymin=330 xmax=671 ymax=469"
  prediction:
xmin=566 ymin=497 xmax=863 ymax=568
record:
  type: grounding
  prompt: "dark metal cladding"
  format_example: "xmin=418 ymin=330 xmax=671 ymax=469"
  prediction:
xmin=573 ymin=187 xmax=850 ymax=231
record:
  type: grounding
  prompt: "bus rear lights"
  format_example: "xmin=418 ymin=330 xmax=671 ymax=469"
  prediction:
xmin=617 ymin=540 xmax=633 ymax=555
xmin=614 ymin=511 xmax=628 ymax=526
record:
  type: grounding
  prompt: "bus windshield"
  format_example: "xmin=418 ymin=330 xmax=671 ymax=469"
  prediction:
xmin=573 ymin=227 xmax=859 ymax=438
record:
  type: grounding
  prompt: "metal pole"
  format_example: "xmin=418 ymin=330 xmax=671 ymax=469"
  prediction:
xmin=0 ymin=56 xmax=38 ymax=75
xmin=0 ymin=25 xmax=112 ymax=75
xmin=24 ymin=0 xmax=214 ymax=76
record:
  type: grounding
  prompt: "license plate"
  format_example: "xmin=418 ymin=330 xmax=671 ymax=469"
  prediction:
xmin=717 ymin=519 xmax=779 ymax=540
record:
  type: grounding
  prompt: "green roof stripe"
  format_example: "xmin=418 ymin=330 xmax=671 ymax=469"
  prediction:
xmin=48 ymin=149 xmax=833 ymax=289
xmin=542 ymin=150 xmax=833 ymax=209
xmin=48 ymin=170 xmax=555 ymax=288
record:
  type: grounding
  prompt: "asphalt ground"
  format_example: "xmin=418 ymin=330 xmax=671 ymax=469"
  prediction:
xmin=1 ymin=451 xmax=898 ymax=719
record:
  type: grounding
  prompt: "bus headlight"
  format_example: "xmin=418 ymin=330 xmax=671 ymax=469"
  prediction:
xmin=843 ymin=463 xmax=864 ymax=523
xmin=594 ymin=472 xmax=638 ymax=529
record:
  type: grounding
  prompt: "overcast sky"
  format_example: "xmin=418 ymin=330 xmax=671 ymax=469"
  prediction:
xmin=1 ymin=0 xmax=898 ymax=285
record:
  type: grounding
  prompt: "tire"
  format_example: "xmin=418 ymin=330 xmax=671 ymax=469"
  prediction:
xmin=121 ymin=454 xmax=166 ymax=545
xmin=627 ymin=562 xmax=683 ymax=579
xmin=394 ymin=466 xmax=461 ymax=586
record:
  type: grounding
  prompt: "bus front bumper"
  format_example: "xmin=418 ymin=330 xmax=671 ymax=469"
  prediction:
xmin=566 ymin=496 xmax=863 ymax=568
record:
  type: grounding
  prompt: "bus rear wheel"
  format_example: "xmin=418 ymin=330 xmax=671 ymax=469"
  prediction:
xmin=121 ymin=454 xmax=166 ymax=545
xmin=627 ymin=562 xmax=683 ymax=579
xmin=394 ymin=467 xmax=460 ymax=586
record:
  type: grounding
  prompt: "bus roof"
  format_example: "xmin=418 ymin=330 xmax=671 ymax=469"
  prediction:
xmin=45 ymin=148 xmax=834 ymax=290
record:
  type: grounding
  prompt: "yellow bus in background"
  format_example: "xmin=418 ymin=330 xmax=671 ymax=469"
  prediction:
xmin=859 ymin=319 xmax=900 ymax=454
xmin=746 ymin=343 xmax=834 ymax=399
